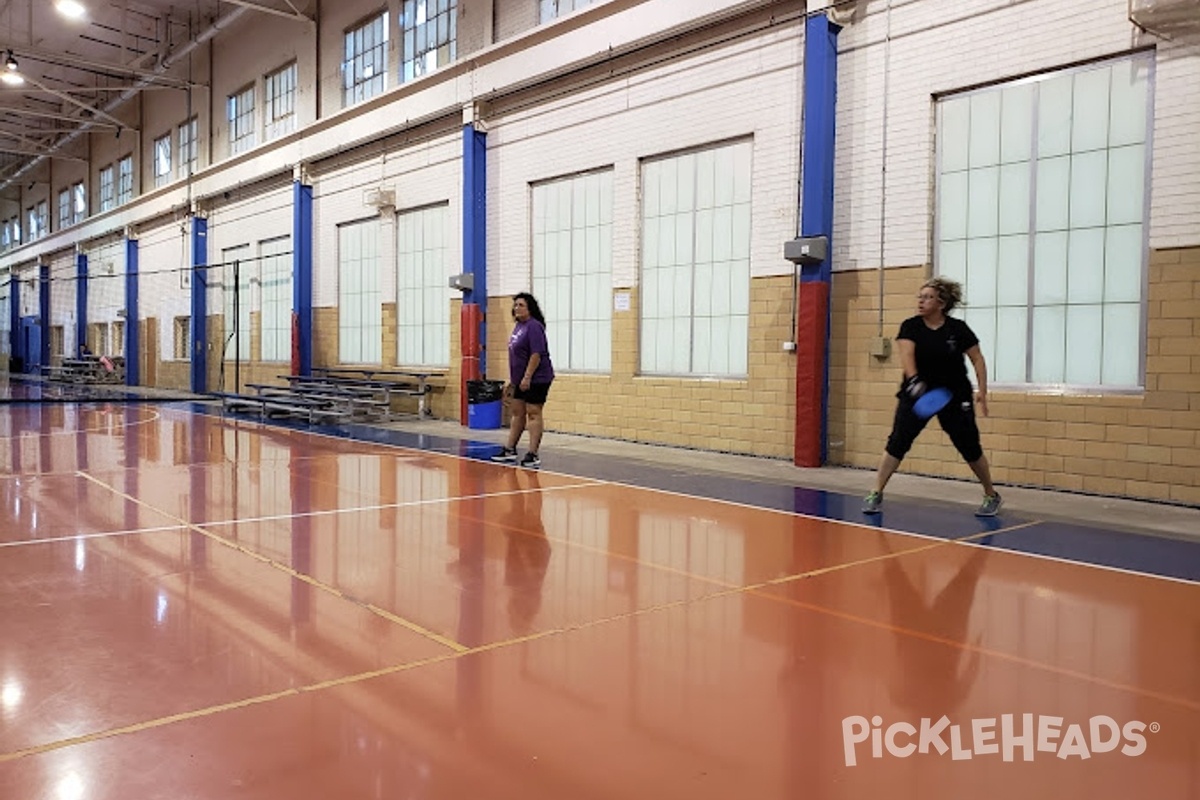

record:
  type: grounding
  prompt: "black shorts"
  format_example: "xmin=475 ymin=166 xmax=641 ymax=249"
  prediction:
xmin=885 ymin=392 xmax=983 ymax=463
xmin=512 ymin=382 xmax=551 ymax=405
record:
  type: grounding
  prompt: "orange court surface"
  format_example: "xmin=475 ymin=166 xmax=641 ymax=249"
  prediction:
xmin=0 ymin=397 xmax=1197 ymax=799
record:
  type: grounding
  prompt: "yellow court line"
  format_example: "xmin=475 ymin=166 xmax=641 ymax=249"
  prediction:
xmin=0 ymin=591 xmax=702 ymax=765
xmin=75 ymin=471 xmax=469 ymax=654
xmin=3 ymin=513 xmax=1195 ymax=765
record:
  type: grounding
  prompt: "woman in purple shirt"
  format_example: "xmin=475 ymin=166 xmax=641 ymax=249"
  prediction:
xmin=491 ymin=293 xmax=555 ymax=468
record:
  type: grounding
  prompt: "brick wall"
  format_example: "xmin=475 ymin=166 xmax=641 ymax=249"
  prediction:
xmin=482 ymin=276 xmax=797 ymax=457
xmin=831 ymin=249 xmax=1200 ymax=505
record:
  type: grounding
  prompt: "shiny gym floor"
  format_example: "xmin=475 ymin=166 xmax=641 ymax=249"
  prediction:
xmin=0 ymin=390 xmax=1197 ymax=799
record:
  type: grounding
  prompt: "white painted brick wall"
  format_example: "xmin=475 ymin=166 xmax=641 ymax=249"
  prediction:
xmin=47 ymin=251 xmax=77 ymax=350
xmin=488 ymin=20 xmax=803 ymax=295
xmin=138 ymin=222 xmax=195 ymax=359
xmin=834 ymin=0 xmax=1200 ymax=271
xmin=313 ymin=132 xmax=462 ymax=308
xmin=85 ymin=241 xmax=126 ymax=325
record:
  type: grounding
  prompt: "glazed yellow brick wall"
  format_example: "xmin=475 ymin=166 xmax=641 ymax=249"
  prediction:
xmin=831 ymin=248 xmax=1200 ymax=506
xmin=481 ymin=278 xmax=797 ymax=458
xmin=308 ymin=305 xmax=456 ymax=420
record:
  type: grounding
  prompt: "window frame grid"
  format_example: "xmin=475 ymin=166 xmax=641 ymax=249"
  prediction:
xmin=264 ymin=62 xmax=298 ymax=141
xmin=400 ymin=0 xmax=457 ymax=84
xmin=227 ymin=85 xmax=257 ymax=156
xmin=638 ymin=139 xmax=753 ymax=379
xmin=177 ymin=117 xmax=198 ymax=179
xmin=338 ymin=218 xmax=383 ymax=364
xmin=116 ymin=156 xmax=134 ymax=205
xmin=933 ymin=53 xmax=1154 ymax=393
xmin=343 ymin=11 xmax=389 ymax=107
xmin=530 ymin=168 xmax=614 ymax=374
xmin=395 ymin=202 xmax=451 ymax=368
xmin=99 ymin=165 xmax=114 ymax=212
xmin=259 ymin=236 xmax=292 ymax=362
xmin=153 ymin=134 xmax=172 ymax=188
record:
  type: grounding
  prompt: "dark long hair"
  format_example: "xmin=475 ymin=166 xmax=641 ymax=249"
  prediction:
xmin=513 ymin=292 xmax=546 ymax=325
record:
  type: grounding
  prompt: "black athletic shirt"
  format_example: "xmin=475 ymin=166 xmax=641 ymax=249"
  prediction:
xmin=896 ymin=315 xmax=979 ymax=399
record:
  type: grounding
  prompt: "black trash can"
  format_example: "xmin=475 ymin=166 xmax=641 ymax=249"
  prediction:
xmin=466 ymin=379 xmax=505 ymax=429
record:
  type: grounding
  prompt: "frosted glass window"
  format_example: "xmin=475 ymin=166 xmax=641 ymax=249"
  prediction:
xmin=1064 ymin=304 xmax=1103 ymax=385
xmin=936 ymin=53 xmax=1150 ymax=389
xmin=940 ymin=98 xmax=970 ymax=172
xmin=1102 ymin=304 xmax=1140 ymax=385
xmin=1103 ymin=225 xmax=1143 ymax=303
xmin=640 ymin=140 xmax=751 ymax=377
xmin=222 ymin=245 xmax=252 ymax=361
xmin=259 ymin=237 xmax=291 ymax=362
xmin=1106 ymin=146 xmax=1145 ymax=225
xmin=1069 ymin=150 xmax=1108 ymax=229
xmin=396 ymin=203 xmax=451 ymax=368
xmin=999 ymin=224 xmax=1036 ymax=296
xmin=532 ymin=170 xmax=613 ymax=373
xmin=338 ymin=219 xmax=382 ymax=363
xmin=969 ymin=92 xmax=1001 ymax=168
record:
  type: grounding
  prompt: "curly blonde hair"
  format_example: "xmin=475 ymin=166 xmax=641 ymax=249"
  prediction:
xmin=922 ymin=277 xmax=964 ymax=314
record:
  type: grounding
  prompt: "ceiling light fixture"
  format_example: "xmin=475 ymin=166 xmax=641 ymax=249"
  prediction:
xmin=1 ymin=52 xmax=22 ymax=85
xmin=55 ymin=0 xmax=88 ymax=20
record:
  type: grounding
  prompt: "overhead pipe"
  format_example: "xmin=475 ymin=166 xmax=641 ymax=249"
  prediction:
xmin=0 ymin=6 xmax=250 ymax=193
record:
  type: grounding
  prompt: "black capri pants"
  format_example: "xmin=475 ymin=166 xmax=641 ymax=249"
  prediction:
xmin=885 ymin=392 xmax=983 ymax=463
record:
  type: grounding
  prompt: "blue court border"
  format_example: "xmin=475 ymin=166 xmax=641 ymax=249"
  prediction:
xmin=177 ymin=403 xmax=1200 ymax=584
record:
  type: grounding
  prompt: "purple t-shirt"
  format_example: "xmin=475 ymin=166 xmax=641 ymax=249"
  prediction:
xmin=508 ymin=318 xmax=555 ymax=386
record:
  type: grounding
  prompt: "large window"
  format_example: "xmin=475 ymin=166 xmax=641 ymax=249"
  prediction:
xmin=265 ymin=62 xmax=298 ymax=141
xmin=99 ymin=165 xmax=114 ymax=212
xmin=177 ymin=117 xmax=198 ymax=178
xmin=396 ymin=203 xmax=450 ymax=367
xmin=640 ymin=140 xmax=752 ymax=377
xmin=26 ymin=202 xmax=47 ymax=241
xmin=338 ymin=219 xmax=382 ymax=363
xmin=532 ymin=169 xmax=613 ymax=372
xmin=153 ymin=134 xmax=172 ymax=187
xmin=228 ymin=86 xmax=256 ymax=155
xmin=117 ymin=156 xmax=134 ymax=205
xmin=936 ymin=54 xmax=1151 ymax=389
xmin=539 ymin=0 xmax=594 ymax=22
xmin=259 ymin=236 xmax=292 ymax=362
xmin=58 ymin=189 xmax=71 ymax=230
xmin=400 ymin=0 xmax=456 ymax=83
xmin=222 ymin=244 xmax=252 ymax=361
xmin=344 ymin=12 xmax=389 ymax=106
xmin=72 ymin=182 xmax=86 ymax=224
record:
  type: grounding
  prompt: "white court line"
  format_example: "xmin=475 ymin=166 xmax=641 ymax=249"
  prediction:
xmin=200 ymin=480 xmax=605 ymax=529
xmin=0 ymin=524 xmax=188 ymax=549
xmin=186 ymin=406 xmax=1200 ymax=587
xmin=0 ymin=406 xmax=163 ymax=442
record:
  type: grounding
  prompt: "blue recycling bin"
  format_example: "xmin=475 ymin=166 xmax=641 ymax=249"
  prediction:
xmin=467 ymin=380 xmax=504 ymax=430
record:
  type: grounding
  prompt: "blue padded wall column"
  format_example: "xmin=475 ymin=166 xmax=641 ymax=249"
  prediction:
xmin=38 ymin=263 xmax=50 ymax=370
xmin=124 ymin=235 xmax=139 ymax=385
xmin=9 ymin=271 xmax=18 ymax=363
xmin=795 ymin=13 xmax=841 ymax=466
xmin=75 ymin=249 xmax=87 ymax=356
xmin=190 ymin=215 xmax=208 ymax=393
xmin=293 ymin=179 xmax=314 ymax=376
